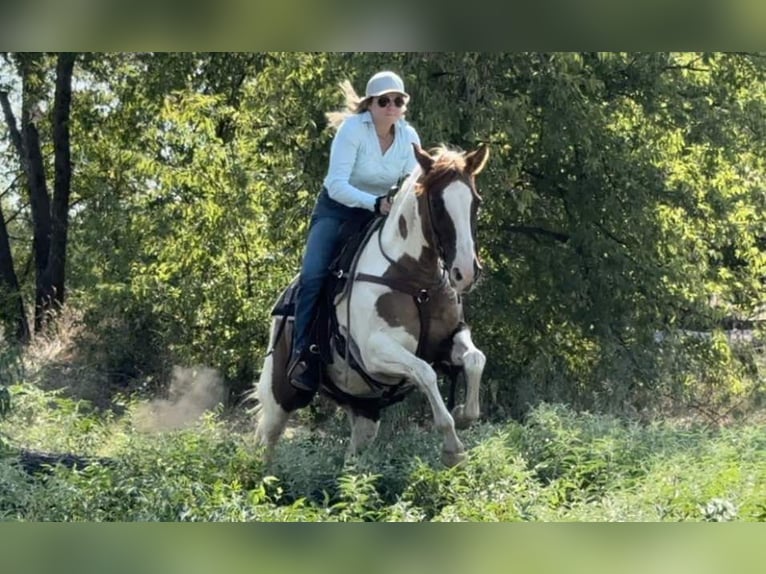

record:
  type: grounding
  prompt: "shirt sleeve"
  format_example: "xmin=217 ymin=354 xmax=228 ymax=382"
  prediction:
xmin=324 ymin=118 xmax=378 ymax=211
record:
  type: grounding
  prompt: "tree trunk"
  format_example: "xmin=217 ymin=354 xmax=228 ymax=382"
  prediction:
xmin=48 ymin=52 xmax=76 ymax=309
xmin=0 ymin=204 xmax=30 ymax=344
xmin=14 ymin=448 xmax=112 ymax=474
xmin=0 ymin=91 xmax=31 ymax=344
xmin=19 ymin=59 xmax=52 ymax=331
xmin=2 ymin=53 xmax=77 ymax=334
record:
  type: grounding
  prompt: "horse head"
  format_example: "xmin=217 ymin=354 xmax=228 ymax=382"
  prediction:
xmin=413 ymin=144 xmax=489 ymax=294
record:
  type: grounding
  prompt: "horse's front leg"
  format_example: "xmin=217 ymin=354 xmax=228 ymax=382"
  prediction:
xmin=449 ymin=327 xmax=486 ymax=430
xmin=364 ymin=333 xmax=465 ymax=467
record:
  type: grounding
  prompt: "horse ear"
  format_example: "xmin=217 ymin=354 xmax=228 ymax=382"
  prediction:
xmin=465 ymin=145 xmax=489 ymax=176
xmin=413 ymin=143 xmax=434 ymax=173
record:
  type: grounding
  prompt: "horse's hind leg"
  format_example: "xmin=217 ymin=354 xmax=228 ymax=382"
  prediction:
xmin=344 ymin=406 xmax=381 ymax=460
xmin=449 ymin=327 xmax=485 ymax=430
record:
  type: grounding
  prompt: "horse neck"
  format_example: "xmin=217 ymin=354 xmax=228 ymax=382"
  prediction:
xmin=379 ymin=182 xmax=441 ymax=280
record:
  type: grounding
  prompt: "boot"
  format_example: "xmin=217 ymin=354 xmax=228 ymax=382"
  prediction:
xmin=287 ymin=347 xmax=320 ymax=394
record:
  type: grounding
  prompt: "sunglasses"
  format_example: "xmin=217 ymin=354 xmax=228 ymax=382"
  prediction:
xmin=376 ymin=95 xmax=406 ymax=108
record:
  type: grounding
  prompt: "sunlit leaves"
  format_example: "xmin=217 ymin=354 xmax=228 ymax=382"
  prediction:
xmin=4 ymin=52 xmax=764 ymax=411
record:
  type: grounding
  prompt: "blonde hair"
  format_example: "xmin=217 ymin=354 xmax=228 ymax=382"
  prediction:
xmin=325 ymin=80 xmax=372 ymax=130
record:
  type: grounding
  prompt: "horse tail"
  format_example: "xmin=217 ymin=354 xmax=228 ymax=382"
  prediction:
xmin=253 ymin=316 xmax=293 ymax=449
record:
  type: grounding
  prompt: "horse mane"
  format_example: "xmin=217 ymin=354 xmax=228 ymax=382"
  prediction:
xmin=414 ymin=145 xmax=471 ymax=197
xmin=430 ymin=145 xmax=468 ymax=170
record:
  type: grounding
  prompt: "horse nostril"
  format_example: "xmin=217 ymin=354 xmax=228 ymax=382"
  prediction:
xmin=453 ymin=267 xmax=463 ymax=282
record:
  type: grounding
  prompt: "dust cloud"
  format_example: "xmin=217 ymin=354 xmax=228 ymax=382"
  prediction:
xmin=134 ymin=366 xmax=225 ymax=432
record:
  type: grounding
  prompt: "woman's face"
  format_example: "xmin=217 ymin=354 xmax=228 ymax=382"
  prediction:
xmin=369 ymin=92 xmax=407 ymax=124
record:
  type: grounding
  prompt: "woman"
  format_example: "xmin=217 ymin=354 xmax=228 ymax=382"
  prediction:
xmin=288 ymin=70 xmax=422 ymax=394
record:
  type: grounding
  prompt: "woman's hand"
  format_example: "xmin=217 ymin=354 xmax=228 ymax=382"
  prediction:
xmin=375 ymin=195 xmax=392 ymax=216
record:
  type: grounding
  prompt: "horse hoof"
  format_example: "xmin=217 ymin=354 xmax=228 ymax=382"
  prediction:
xmin=441 ymin=449 xmax=466 ymax=468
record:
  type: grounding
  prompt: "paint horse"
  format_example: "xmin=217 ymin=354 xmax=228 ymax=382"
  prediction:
xmin=254 ymin=144 xmax=489 ymax=466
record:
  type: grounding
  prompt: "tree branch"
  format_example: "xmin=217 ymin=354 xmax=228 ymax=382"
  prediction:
xmin=0 ymin=90 xmax=24 ymax=161
xmin=0 ymin=171 xmax=22 ymax=201
xmin=506 ymin=225 xmax=570 ymax=243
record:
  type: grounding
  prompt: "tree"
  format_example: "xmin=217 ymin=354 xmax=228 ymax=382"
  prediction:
xmin=0 ymin=52 xmax=76 ymax=336
xmin=0 ymin=194 xmax=29 ymax=343
xmin=1 ymin=52 xmax=762 ymax=415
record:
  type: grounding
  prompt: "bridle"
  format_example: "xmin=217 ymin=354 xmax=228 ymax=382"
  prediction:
xmin=375 ymin=176 xmax=454 ymax=283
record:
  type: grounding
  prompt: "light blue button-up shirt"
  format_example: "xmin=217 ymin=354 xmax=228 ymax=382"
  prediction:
xmin=323 ymin=111 xmax=421 ymax=212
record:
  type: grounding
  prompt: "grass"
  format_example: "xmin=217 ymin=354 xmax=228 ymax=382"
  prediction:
xmin=0 ymin=310 xmax=764 ymax=521
xmin=1 ymin=380 xmax=765 ymax=521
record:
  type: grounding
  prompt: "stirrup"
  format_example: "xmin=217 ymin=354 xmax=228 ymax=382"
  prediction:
xmin=287 ymin=354 xmax=306 ymax=379
xmin=288 ymin=355 xmax=319 ymax=393
xmin=290 ymin=372 xmax=319 ymax=393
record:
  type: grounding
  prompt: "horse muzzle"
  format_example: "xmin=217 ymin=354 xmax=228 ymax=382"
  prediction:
xmin=450 ymin=257 xmax=482 ymax=293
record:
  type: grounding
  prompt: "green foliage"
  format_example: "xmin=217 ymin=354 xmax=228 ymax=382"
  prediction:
xmin=2 ymin=51 xmax=765 ymax=416
xmin=2 ymin=381 xmax=766 ymax=521
xmin=3 ymin=385 xmax=765 ymax=521
xmin=65 ymin=53 xmax=350 ymax=400
xmin=402 ymin=429 xmax=540 ymax=521
xmin=456 ymin=52 xmax=766 ymax=416
xmin=0 ymin=345 xmax=21 ymax=416
xmin=519 ymin=404 xmax=649 ymax=505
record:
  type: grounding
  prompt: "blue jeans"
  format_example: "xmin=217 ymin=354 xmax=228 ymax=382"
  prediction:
xmin=292 ymin=214 xmax=345 ymax=354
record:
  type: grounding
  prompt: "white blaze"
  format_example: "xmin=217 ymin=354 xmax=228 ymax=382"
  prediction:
xmin=442 ymin=180 xmax=476 ymax=291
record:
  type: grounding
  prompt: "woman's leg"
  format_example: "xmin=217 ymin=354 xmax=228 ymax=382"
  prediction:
xmin=290 ymin=215 xmax=344 ymax=391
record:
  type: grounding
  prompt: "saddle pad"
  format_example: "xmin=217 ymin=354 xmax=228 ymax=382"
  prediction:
xmin=271 ymin=274 xmax=299 ymax=317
